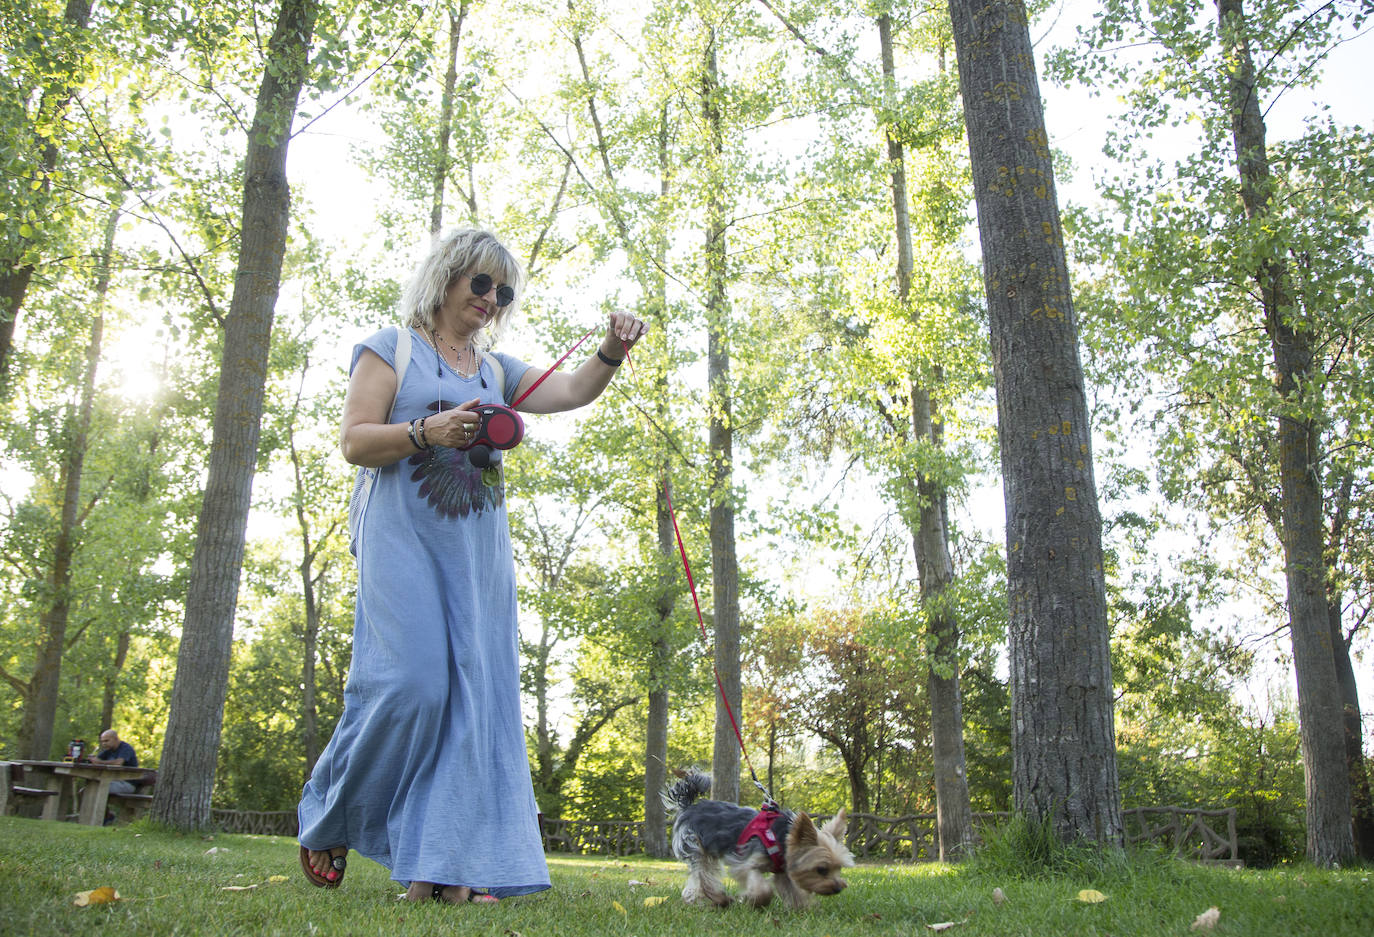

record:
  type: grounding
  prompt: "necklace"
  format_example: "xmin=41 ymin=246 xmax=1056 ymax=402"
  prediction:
xmin=432 ymin=329 xmax=480 ymax=378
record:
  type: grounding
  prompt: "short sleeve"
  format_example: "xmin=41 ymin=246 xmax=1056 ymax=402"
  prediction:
xmin=351 ymin=326 xmax=400 ymax=375
xmin=488 ymin=351 xmax=531 ymax=405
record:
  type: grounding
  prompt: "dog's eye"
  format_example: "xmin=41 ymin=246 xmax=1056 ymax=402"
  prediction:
xmin=816 ymin=865 xmax=830 ymax=876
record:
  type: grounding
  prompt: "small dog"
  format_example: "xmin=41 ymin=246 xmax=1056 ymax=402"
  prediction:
xmin=662 ymin=768 xmax=853 ymax=909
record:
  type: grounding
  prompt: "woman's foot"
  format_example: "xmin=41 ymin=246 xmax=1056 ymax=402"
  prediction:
xmin=406 ymin=882 xmax=472 ymax=904
xmin=300 ymin=845 xmax=348 ymax=887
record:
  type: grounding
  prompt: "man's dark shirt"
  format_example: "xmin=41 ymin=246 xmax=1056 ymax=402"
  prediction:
xmin=96 ymin=741 xmax=137 ymax=768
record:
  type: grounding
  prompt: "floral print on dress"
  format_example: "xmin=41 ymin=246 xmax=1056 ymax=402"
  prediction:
xmin=407 ymin=398 xmax=504 ymax=518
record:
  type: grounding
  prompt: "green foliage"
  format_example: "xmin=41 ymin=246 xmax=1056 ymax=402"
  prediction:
xmin=972 ymin=811 xmax=1128 ymax=880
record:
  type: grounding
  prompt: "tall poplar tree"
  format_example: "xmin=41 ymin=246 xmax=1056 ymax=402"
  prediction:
xmin=15 ymin=205 xmax=119 ymax=759
xmin=947 ymin=0 xmax=1122 ymax=844
xmin=153 ymin=0 xmax=321 ymax=830
xmin=1055 ymin=0 xmax=1369 ymax=865
xmin=1218 ymin=0 xmax=1352 ymax=868
xmin=700 ymin=17 xmax=743 ymax=807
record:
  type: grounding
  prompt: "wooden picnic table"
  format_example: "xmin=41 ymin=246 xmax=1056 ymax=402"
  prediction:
xmin=11 ymin=760 xmax=149 ymax=826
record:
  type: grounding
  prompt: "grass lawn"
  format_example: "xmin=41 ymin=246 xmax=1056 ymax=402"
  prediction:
xmin=0 ymin=815 xmax=1370 ymax=937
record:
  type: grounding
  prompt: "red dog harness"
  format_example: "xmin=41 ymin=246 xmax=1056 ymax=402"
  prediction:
xmin=736 ymin=805 xmax=785 ymax=873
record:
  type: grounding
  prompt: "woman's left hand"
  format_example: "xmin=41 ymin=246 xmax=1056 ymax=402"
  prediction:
xmin=606 ymin=312 xmax=648 ymax=353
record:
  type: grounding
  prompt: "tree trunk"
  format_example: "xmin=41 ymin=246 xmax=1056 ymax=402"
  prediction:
xmin=533 ymin=620 xmax=555 ymax=808
xmin=1329 ymin=598 xmax=1374 ymax=857
xmin=878 ymin=11 xmax=974 ymax=861
xmin=152 ymin=0 xmax=319 ymax=831
xmin=642 ymin=114 xmax=675 ymax=858
xmin=288 ymin=401 xmax=323 ymax=776
xmin=20 ymin=204 xmax=117 ymax=758
xmin=99 ymin=630 xmax=131 ymax=739
xmin=429 ymin=0 xmax=469 ymax=236
xmin=702 ymin=30 xmax=741 ymax=805
xmin=947 ymin=0 xmax=1122 ymax=845
xmin=643 ymin=477 xmax=674 ymax=857
xmin=0 ymin=0 xmax=95 ymax=389
xmin=831 ymin=739 xmax=870 ymax=814
xmin=1217 ymin=0 xmax=1353 ymax=867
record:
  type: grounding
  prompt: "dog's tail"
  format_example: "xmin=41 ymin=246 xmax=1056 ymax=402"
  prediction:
xmin=661 ymin=768 xmax=712 ymax=813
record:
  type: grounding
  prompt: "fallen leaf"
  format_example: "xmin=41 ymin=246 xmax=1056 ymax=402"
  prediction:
xmin=221 ymin=885 xmax=258 ymax=892
xmin=1076 ymin=889 xmax=1108 ymax=904
xmin=73 ymin=887 xmax=120 ymax=907
xmin=643 ymin=896 xmax=667 ymax=907
xmin=1191 ymin=906 xmax=1221 ymax=931
xmin=504 ymin=931 xmax=524 ymax=937
xmin=267 ymin=875 xmax=288 ymax=884
xmin=992 ymin=887 xmax=1006 ymax=905
xmin=612 ymin=900 xmax=627 ymax=916
xmin=204 ymin=846 xmax=227 ymax=855
xmin=927 ymin=922 xmax=964 ymax=932
xmin=628 ymin=878 xmax=654 ymax=886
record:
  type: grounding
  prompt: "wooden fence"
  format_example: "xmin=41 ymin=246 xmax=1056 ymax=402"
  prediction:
xmin=190 ymin=804 xmax=1242 ymax=865
xmin=540 ymin=807 xmax=1239 ymax=864
xmin=211 ymin=809 xmax=299 ymax=836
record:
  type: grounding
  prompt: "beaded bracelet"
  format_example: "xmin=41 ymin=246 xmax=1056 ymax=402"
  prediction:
xmin=407 ymin=419 xmax=424 ymax=451
xmin=417 ymin=417 xmax=430 ymax=449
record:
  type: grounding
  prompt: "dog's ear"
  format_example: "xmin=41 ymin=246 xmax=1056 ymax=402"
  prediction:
xmin=820 ymin=808 xmax=848 ymax=841
xmin=788 ymin=811 xmax=819 ymax=849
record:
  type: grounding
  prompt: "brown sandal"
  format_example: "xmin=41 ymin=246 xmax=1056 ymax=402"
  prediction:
xmin=299 ymin=845 xmax=347 ymax=887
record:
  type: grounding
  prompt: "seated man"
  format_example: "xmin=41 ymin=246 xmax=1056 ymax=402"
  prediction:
xmin=94 ymin=729 xmax=140 ymax=795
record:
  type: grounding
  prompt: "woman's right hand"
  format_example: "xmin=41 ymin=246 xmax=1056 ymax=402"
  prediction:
xmin=423 ymin=397 xmax=483 ymax=450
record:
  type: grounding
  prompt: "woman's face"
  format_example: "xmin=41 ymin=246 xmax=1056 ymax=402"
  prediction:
xmin=439 ymin=271 xmax=512 ymax=333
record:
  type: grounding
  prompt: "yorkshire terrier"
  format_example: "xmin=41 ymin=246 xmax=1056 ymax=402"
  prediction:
xmin=662 ymin=768 xmax=853 ymax=909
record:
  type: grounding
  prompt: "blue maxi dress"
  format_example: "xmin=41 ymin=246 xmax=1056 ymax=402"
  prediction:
xmin=298 ymin=326 xmax=551 ymax=897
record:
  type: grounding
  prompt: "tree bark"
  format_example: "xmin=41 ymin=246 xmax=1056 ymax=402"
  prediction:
xmin=19 ymin=203 xmax=117 ymax=759
xmin=286 ymin=377 xmax=324 ymax=777
xmin=643 ymin=478 xmax=674 ymax=857
xmin=429 ymin=0 xmax=469 ymax=236
xmin=1329 ymin=598 xmax=1374 ymax=857
xmin=642 ymin=112 xmax=675 ymax=858
xmin=152 ymin=0 xmax=319 ymax=831
xmin=1217 ymin=0 xmax=1353 ymax=867
xmin=947 ymin=0 xmax=1122 ymax=844
xmin=878 ymin=11 xmax=975 ymax=861
xmin=702 ymin=29 xmax=741 ymax=805
xmin=99 ymin=630 xmax=131 ymax=734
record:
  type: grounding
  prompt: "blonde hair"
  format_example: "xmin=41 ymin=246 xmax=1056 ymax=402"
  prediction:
xmin=398 ymin=228 xmax=525 ymax=344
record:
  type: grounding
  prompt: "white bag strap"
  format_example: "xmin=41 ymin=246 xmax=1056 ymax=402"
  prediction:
xmin=389 ymin=325 xmax=412 ymax=418
xmin=484 ymin=349 xmax=506 ymax=404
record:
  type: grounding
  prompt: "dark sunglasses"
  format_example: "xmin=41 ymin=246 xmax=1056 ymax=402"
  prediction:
xmin=469 ymin=272 xmax=515 ymax=307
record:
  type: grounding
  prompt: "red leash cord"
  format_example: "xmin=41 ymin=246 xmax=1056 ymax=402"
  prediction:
xmin=510 ymin=331 xmax=635 ymax=409
xmin=663 ymin=484 xmax=775 ymax=807
xmin=517 ymin=325 xmax=770 ymax=805
xmin=511 ymin=327 xmax=598 ymax=408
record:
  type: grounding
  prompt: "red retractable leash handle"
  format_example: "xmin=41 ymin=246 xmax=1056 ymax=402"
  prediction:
xmin=458 ymin=403 xmax=525 ymax=467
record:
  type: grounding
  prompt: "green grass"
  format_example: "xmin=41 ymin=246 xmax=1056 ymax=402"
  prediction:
xmin=0 ymin=815 xmax=1370 ymax=937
